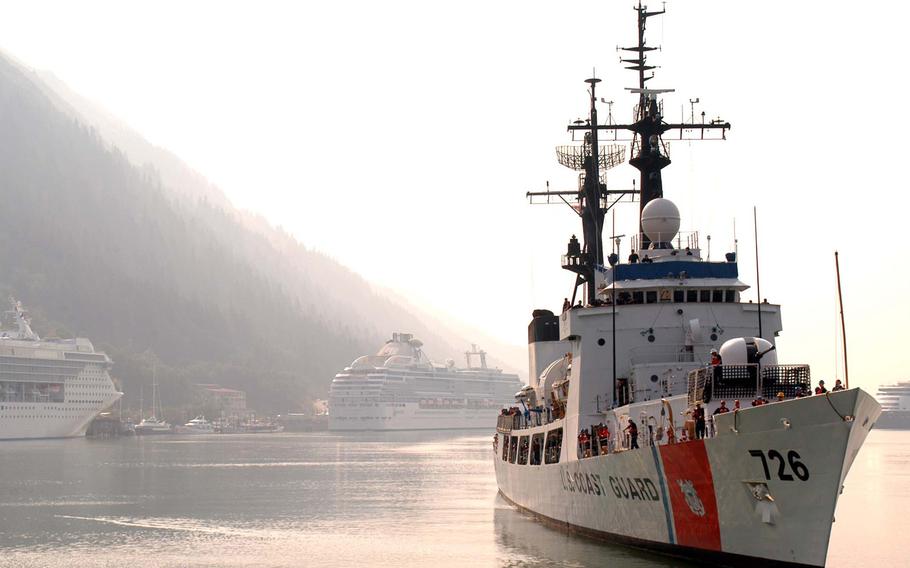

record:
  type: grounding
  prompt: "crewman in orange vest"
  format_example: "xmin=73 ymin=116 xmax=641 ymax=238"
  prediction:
xmin=578 ymin=429 xmax=590 ymax=457
xmin=597 ymin=424 xmax=611 ymax=454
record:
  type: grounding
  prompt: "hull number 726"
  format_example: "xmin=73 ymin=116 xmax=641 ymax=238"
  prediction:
xmin=748 ymin=450 xmax=810 ymax=481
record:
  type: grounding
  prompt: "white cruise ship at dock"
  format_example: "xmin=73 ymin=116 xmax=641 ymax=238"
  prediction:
xmin=329 ymin=333 xmax=523 ymax=431
xmin=0 ymin=299 xmax=121 ymax=440
xmin=875 ymin=380 xmax=910 ymax=429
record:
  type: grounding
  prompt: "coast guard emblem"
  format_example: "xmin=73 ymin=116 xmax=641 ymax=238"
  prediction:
xmin=677 ymin=479 xmax=705 ymax=517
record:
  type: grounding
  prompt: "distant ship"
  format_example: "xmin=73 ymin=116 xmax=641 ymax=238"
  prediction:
xmin=329 ymin=333 xmax=523 ymax=431
xmin=875 ymin=380 xmax=910 ymax=429
xmin=0 ymin=298 xmax=121 ymax=440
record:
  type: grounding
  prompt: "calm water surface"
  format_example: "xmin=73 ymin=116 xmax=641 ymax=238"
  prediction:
xmin=0 ymin=429 xmax=905 ymax=567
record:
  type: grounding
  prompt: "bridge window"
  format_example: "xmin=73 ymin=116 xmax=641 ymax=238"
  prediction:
xmin=632 ymin=291 xmax=644 ymax=304
xmin=725 ymin=290 xmax=737 ymax=303
xmin=530 ymin=433 xmax=544 ymax=465
xmin=501 ymin=434 xmax=510 ymax=461
xmin=645 ymin=291 xmax=657 ymax=304
xmin=545 ymin=428 xmax=563 ymax=464
xmin=518 ymin=436 xmax=531 ymax=465
xmin=508 ymin=436 xmax=518 ymax=463
xmin=700 ymin=290 xmax=711 ymax=303
xmin=687 ymin=290 xmax=698 ymax=303
xmin=674 ymin=290 xmax=685 ymax=303
xmin=517 ymin=436 xmax=530 ymax=465
xmin=712 ymin=289 xmax=724 ymax=303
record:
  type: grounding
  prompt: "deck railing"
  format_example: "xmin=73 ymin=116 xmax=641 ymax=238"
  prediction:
xmin=688 ymin=364 xmax=811 ymax=406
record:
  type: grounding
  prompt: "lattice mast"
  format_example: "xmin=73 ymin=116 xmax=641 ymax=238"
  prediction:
xmin=527 ymin=75 xmax=629 ymax=305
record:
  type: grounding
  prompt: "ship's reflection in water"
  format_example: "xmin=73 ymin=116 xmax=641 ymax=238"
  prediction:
xmin=0 ymin=430 xmax=904 ymax=567
xmin=493 ymin=501 xmax=693 ymax=567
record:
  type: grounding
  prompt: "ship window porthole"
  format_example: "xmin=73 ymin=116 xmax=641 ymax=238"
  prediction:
xmin=710 ymin=333 xmax=718 ymax=341
xmin=647 ymin=335 xmax=655 ymax=343
xmin=650 ymin=374 xmax=659 ymax=383
xmin=597 ymin=338 xmax=605 ymax=346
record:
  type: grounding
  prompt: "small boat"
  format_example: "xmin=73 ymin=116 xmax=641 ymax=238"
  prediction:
xmin=134 ymin=416 xmax=172 ymax=435
xmin=175 ymin=416 xmax=215 ymax=434
xmin=135 ymin=364 xmax=171 ymax=435
xmin=241 ymin=420 xmax=284 ymax=434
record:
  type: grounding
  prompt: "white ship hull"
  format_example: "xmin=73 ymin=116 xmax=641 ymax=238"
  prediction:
xmin=0 ymin=317 xmax=121 ymax=441
xmin=330 ymin=403 xmax=507 ymax=431
xmin=329 ymin=333 xmax=523 ymax=432
xmin=495 ymin=389 xmax=880 ymax=567
xmin=0 ymin=400 xmax=119 ymax=439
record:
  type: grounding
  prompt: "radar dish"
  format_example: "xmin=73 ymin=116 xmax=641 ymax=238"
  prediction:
xmin=555 ymin=145 xmax=626 ymax=172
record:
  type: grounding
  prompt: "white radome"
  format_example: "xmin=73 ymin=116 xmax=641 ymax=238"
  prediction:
xmin=640 ymin=198 xmax=681 ymax=243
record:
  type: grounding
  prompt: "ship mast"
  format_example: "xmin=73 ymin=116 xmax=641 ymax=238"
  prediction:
xmin=528 ymin=2 xmax=732 ymax=304
xmin=567 ymin=1 xmax=732 ymax=248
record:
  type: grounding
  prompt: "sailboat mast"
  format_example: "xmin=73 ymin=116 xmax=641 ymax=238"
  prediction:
xmin=835 ymin=251 xmax=849 ymax=388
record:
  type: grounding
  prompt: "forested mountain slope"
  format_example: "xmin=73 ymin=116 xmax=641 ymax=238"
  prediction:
xmin=0 ymin=52 xmax=502 ymax=414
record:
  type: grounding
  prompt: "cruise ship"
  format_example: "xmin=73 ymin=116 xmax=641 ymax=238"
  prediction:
xmin=329 ymin=333 xmax=523 ymax=431
xmin=493 ymin=4 xmax=880 ymax=567
xmin=0 ymin=299 xmax=121 ymax=440
xmin=875 ymin=380 xmax=910 ymax=429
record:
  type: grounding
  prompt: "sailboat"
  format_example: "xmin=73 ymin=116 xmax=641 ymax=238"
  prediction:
xmin=134 ymin=363 xmax=172 ymax=435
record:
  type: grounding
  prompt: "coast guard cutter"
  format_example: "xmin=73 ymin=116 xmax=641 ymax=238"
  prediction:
xmin=493 ymin=4 xmax=881 ymax=567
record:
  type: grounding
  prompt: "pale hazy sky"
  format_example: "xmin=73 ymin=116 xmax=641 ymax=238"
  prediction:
xmin=1 ymin=1 xmax=907 ymax=390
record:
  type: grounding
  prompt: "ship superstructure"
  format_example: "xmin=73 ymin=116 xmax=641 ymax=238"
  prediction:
xmin=493 ymin=4 xmax=880 ymax=567
xmin=329 ymin=333 xmax=522 ymax=430
xmin=0 ymin=299 xmax=121 ymax=440
xmin=875 ymin=380 xmax=910 ymax=429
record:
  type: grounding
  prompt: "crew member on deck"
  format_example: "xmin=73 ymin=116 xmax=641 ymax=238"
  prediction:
xmin=832 ymin=379 xmax=845 ymax=392
xmin=562 ymin=298 xmax=571 ymax=312
xmin=711 ymin=348 xmax=723 ymax=382
xmin=710 ymin=349 xmax=722 ymax=366
xmin=628 ymin=251 xmax=639 ymax=263
xmin=625 ymin=419 xmax=639 ymax=449
xmin=578 ymin=429 xmax=590 ymax=458
xmin=597 ymin=424 xmax=611 ymax=454
xmin=713 ymin=400 xmax=729 ymax=414
xmin=815 ymin=380 xmax=828 ymax=395
xmin=694 ymin=403 xmax=706 ymax=439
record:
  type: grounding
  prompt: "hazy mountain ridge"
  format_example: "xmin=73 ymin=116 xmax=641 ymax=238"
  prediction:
xmin=27 ymin=57 xmax=525 ymax=376
xmin=0 ymin=51 xmax=522 ymax=416
xmin=0 ymin=52 xmax=371 ymax=411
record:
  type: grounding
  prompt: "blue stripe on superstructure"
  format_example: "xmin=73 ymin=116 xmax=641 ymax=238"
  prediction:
xmin=603 ymin=260 xmax=738 ymax=284
xmin=651 ymin=444 xmax=675 ymax=545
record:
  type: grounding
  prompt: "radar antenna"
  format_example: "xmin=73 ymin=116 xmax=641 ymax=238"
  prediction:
xmin=527 ymin=77 xmax=639 ymax=304
xmin=569 ymin=1 xmax=732 ymax=248
xmin=526 ymin=2 xmax=732 ymax=304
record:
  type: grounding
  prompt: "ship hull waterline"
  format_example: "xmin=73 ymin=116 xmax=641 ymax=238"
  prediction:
xmin=494 ymin=389 xmax=880 ymax=567
xmin=0 ymin=393 xmax=122 ymax=441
